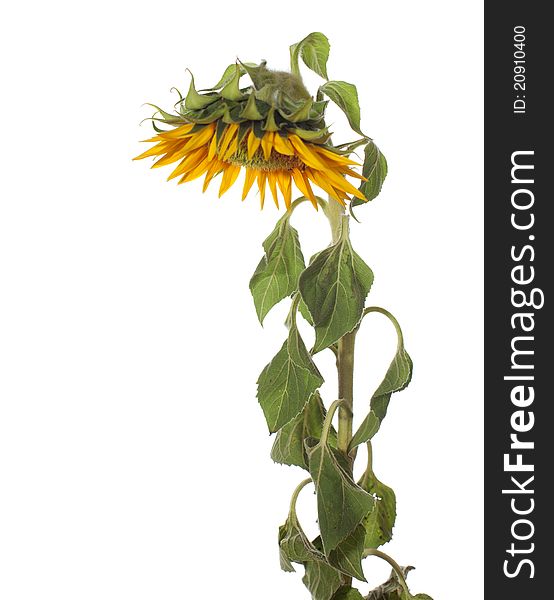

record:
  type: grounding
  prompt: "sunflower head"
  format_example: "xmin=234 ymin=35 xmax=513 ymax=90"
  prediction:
xmin=134 ymin=33 xmax=387 ymax=210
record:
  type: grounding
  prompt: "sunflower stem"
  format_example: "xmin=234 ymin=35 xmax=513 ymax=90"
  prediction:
xmin=324 ymin=198 xmax=356 ymax=467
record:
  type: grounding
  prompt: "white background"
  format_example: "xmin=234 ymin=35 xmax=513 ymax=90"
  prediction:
xmin=0 ymin=1 xmax=483 ymax=598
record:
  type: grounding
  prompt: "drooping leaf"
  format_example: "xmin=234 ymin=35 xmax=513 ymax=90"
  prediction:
xmin=365 ymin=567 xmax=412 ymax=600
xmin=299 ymin=237 xmax=373 ymax=353
xmin=302 ymin=559 xmax=345 ymax=600
xmin=278 ymin=524 xmax=296 ymax=573
xmin=314 ymin=523 xmax=367 ymax=582
xmin=257 ymin=325 xmax=324 ymax=433
xmin=306 ymin=439 xmax=374 ymax=554
xmin=250 ymin=214 xmax=306 ymax=324
xmin=290 ymin=32 xmax=331 ymax=80
xmin=359 ymin=471 xmax=396 ymax=549
xmin=279 ymin=513 xmax=324 ymax=571
xmin=365 ymin=567 xmax=433 ymax=600
xmin=271 ymin=392 xmax=336 ymax=469
xmin=319 ymin=80 xmax=363 ymax=136
xmin=349 ymin=343 xmax=412 ymax=451
xmin=352 ymin=140 xmax=388 ymax=209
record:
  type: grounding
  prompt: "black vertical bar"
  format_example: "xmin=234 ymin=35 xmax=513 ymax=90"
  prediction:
xmin=485 ymin=2 xmax=551 ymax=598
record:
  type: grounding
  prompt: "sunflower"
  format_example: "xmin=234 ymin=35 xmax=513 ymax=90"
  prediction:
xmin=134 ymin=61 xmax=368 ymax=210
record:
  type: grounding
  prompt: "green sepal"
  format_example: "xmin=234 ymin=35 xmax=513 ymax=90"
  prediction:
xmin=352 ymin=140 xmax=388 ymax=209
xmin=237 ymin=121 xmax=251 ymax=145
xmin=290 ymin=127 xmax=331 ymax=143
xmin=257 ymin=324 xmax=324 ymax=433
xmin=249 ymin=214 xmax=306 ymax=324
xmin=306 ymin=438 xmax=374 ymax=554
xmin=271 ymin=392 xmax=336 ymax=470
xmin=144 ymin=103 xmax=183 ymax=124
xmin=279 ymin=98 xmax=314 ymax=122
xmin=253 ymin=120 xmax=265 ymax=139
xmin=220 ymin=63 xmax=247 ymax=101
xmin=290 ymin=32 xmax=331 ymax=80
xmin=299 ymin=234 xmax=374 ymax=353
xmin=263 ymin=106 xmax=281 ymax=132
xmin=239 ymin=92 xmax=265 ymax=120
xmin=319 ymin=80 xmax=364 ymax=136
xmin=185 ymin=73 xmax=219 ymax=110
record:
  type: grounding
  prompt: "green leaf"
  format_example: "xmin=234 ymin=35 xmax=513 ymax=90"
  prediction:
xmin=332 ymin=588 xmax=365 ymax=600
xmin=302 ymin=559 xmax=345 ymax=600
xmin=290 ymin=32 xmax=331 ymax=80
xmin=349 ymin=344 xmax=413 ymax=452
xmin=359 ymin=472 xmax=396 ymax=549
xmin=319 ymin=81 xmax=363 ymax=136
xmin=306 ymin=439 xmax=374 ymax=554
xmin=249 ymin=215 xmax=306 ymax=324
xmin=279 ymin=514 xmax=324 ymax=571
xmin=352 ymin=140 xmax=388 ymax=209
xmin=299 ymin=236 xmax=373 ymax=353
xmin=257 ymin=325 xmax=324 ymax=433
xmin=318 ymin=523 xmax=367 ymax=582
xmin=271 ymin=392 xmax=336 ymax=470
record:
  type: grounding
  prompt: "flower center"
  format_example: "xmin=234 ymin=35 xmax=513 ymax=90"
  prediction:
xmin=227 ymin=145 xmax=303 ymax=172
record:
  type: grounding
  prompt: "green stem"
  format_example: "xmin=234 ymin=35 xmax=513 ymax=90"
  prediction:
xmin=363 ymin=306 xmax=404 ymax=349
xmin=289 ymin=478 xmax=312 ymax=515
xmin=320 ymin=399 xmax=344 ymax=447
xmin=362 ymin=548 xmax=410 ymax=596
xmin=325 ymin=198 xmax=356 ymax=460
xmin=337 ymin=331 xmax=356 ymax=456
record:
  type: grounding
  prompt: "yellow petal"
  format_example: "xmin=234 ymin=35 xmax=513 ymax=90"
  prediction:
xmin=179 ymin=156 xmax=211 ymax=183
xmin=324 ymin=169 xmax=367 ymax=200
xmin=207 ymin=133 xmax=218 ymax=161
xmin=276 ymin=171 xmax=292 ymax=209
xmin=261 ymin=131 xmax=275 ymax=161
xmin=157 ymin=123 xmax=195 ymax=140
xmin=291 ymin=168 xmax=317 ymax=208
xmin=257 ymin=171 xmax=267 ymax=209
xmin=267 ymin=173 xmax=279 ymax=208
xmin=242 ymin=168 xmax=257 ymax=201
xmin=218 ymin=164 xmax=241 ymax=197
xmin=133 ymin=141 xmax=173 ymax=161
xmin=151 ymin=142 xmax=189 ymax=168
xmin=167 ymin=147 xmax=207 ymax=181
xmin=218 ymin=123 xmax=239 ymax=158
xmin=314 ymin=146 xmax=360 ymax=166
xmin=305 ymin=169 xmax=344 ymax=205
xmin=273 ymin=134 xmax=295 ymax=156
xmin=247 ymin=129 xmax=262 ymax=159
xmin=288 ymin=135 xmax=327 ymax=170
xmin=223 ymin=136 xmax=239 ymax=161
xmin=182 ymin=123 xmax=216 ymax=153
xmin=203 ymin=160 xmax=225 ymax=192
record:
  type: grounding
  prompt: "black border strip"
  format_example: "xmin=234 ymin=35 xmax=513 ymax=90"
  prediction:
xmin=484 ymin=2 xmax=551 ymax=597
